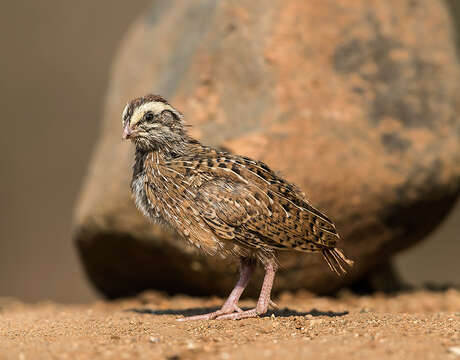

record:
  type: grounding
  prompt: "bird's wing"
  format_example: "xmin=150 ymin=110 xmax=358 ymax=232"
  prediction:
xmin=193 ymin=180 xmax=258 ymax=241
xmin=184 ymin=152 xmax=338 ymax=230
xmin=193 ymin=177 xmax=337 ymax=251
xmin=168 ymin=153 xmax=353 ymax=274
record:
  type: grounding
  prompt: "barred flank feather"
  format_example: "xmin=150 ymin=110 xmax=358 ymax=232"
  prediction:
xmin=321 ymin=248 xmax=354 ymax=276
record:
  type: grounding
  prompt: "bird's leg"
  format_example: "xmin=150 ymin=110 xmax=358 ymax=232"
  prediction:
xmin=177 ymin=260 xmax=255 ymax=321
xmin=215 ymin=258 xmax=278 ymax=320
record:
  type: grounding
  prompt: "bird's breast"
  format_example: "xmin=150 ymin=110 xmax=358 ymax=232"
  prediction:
xmin=132 ymin=167 xmax=184 ymax=229
xmin=131 ymin=173 xmax=152 ymax=218
xmin=131 ymin=172 xmax=165 ymax=224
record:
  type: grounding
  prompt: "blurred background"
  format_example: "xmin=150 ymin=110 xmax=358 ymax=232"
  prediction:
xmin=0 ymin=0 xmax=459 ymax=303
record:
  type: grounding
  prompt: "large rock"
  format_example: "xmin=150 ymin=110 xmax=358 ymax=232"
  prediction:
xmin=74 ymin=0 xmax=460 ymax=298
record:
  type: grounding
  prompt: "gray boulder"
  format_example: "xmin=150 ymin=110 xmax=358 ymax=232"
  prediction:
xmin=74 ymin=0 xmax=460 ymax=298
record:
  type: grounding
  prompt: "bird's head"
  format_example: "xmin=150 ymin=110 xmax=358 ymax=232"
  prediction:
xmin=122 ymin=94 xmax=185 ymax=151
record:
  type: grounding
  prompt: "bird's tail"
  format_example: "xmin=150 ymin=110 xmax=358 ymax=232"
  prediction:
xmin=321 ymin=248 xmax=354 ymax=276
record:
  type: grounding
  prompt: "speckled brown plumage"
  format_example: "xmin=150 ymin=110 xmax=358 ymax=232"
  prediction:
xmin=122 ymin=94 xmax=353 ymax=320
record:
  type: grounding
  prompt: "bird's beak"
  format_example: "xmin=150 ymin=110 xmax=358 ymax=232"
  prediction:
xmin=122 ymin=123 xmax=132 ymax=140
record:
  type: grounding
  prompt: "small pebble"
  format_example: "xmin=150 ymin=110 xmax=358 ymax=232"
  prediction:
xmin=448 ymin=346 xmax=460 ymax=356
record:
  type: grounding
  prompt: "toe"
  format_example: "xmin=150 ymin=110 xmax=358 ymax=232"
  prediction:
xmin=177 ymin=312 xmax=219 ymax=321
xmin=215 ymin=309 xmax=259 ymax=320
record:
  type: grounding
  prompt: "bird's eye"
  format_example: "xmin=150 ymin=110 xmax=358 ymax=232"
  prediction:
xmin=144 ymin=112 xmax=154 ymax=121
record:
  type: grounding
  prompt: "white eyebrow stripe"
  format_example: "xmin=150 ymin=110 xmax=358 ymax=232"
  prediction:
xmin=130 ymin=102 xmax=179 ymax=126
xmin=137 ymin=102 xmax=176 ymax=115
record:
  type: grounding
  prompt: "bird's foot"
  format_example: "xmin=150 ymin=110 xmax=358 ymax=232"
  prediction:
xmin=177 ymin=300 xmax=277 ymax=321
xmin=178 ymin=259 xmax=277 ymax=322
xmin=215 ymin=299 xmax=276 ymax=320
xmin=215 ymin=308 xmax=261 ymax=320
xmin=177 ymin=304 xmax=243 ymax=322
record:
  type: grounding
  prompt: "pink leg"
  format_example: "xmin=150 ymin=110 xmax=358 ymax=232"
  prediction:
xmin=177 ymin=261 xmax=255 ymax=321
xmin=215 ymin=259 xmax=278 ymax=320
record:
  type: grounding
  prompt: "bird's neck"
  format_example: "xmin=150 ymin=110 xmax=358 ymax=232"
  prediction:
xmin=135 ymin=135 xmax=202 ymax=161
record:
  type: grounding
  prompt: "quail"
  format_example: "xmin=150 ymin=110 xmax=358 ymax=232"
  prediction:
xmin=122 ymin=94 xmax=353 ymax=321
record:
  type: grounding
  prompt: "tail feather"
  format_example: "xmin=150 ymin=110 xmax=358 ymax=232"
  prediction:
xmin=321 ymin=248 xmax=354 ymax=276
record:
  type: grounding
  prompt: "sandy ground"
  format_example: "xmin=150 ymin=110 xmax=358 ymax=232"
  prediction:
xmin=0 ymin=289 xmax=459 ymax=360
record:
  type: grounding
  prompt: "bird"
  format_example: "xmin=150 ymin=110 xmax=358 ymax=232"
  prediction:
xmin=122 ymin=94 xmax=353 ymax=321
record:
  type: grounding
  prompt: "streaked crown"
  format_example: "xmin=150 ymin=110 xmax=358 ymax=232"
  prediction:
xmin=122 ymin=94 xmax=183 ymax=126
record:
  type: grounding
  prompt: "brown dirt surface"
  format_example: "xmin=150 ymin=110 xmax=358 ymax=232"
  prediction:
xmin=1 ymin=290 xmax=459 ymax=360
